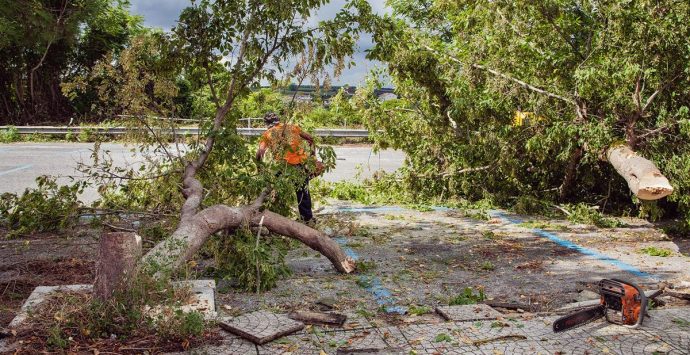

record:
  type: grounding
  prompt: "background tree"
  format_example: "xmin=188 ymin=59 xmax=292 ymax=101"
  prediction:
xmin=0 ymin=0 xmax=142 ymax=124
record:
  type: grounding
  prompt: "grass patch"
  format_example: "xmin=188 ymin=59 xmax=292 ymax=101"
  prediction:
xmin=11 ymin=276 xmax=213 ymax=353
xmin=564 ymin=203 xmax=623 ymax=228
xmin=518 ymin=221 xmax=568 ymax=231
xmin=433 ymin=333 xmax=453 ymax=342
xmin=355 ymin=259 xmax=377 ymax=272
xmin=672 ymin=318 xmax=690 ymax=328
xmin=408 ymin=304 xmax=432 ymax=316
xmin=639 ymin=246 xmax=673 ymax=257
xmin=449 ymin=287 xmax=486 ymax=305
xmin=480 ymin=261 xmax=495 ymax=271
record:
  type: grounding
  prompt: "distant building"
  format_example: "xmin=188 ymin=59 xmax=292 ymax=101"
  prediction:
xmin=377 ymin=92 xmax=398 ymax=101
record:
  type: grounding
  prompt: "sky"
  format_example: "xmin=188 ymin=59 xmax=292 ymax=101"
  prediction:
xmin=128 ymin=0 xmax=391 ymax=86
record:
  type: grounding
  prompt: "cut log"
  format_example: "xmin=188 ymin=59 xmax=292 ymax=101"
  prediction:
xmin=606 ymin=145 xmax=673 ymax=200
xmin=665 ymin=290 xmax=690 ymax=300
xmin=288 ymin=310 xmax=347 ymax=326
xmin=93 ymin=232 xmax=142 ymax=301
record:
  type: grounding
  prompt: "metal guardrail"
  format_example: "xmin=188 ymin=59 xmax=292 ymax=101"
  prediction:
xmin=0 ymin=126 xmax=370 ymax=138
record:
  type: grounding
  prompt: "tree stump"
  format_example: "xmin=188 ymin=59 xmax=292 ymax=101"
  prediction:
xmin=93 ymin=232 xmax=142 ymax=301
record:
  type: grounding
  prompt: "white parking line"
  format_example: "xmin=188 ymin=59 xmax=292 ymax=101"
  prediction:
xmin=0 ymin=164 xmax=33 ymax=177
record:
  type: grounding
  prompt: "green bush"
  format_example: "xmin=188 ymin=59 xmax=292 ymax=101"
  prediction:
xmin=0 ymin=176 xmax=85 ymax=238
xmin=565 ymin=203 xmax=623 ymax=228
xmin=208 ymin=227 xmax=292 ymax=292
xmin=0 ymin=126 xmax=21 ymax=143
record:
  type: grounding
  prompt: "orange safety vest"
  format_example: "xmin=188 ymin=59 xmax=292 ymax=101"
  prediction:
xmin=259 ymin=123 xmax=308 ymax=165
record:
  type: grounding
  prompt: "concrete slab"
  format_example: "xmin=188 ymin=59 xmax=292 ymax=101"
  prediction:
xmin=219 ymin=311 xmax=305 ymax=345
xmin=8 ymin=280 xmax=216 ymax=329
xmin=435 ymin=304 xmax=502 ymax=322
xmin=172 ymin=279 xmax=217 ymax=319
xmin=8 ymin=284 xmax=92 ymax=329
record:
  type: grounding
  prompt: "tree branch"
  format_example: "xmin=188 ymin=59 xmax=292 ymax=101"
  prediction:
xmin=642 ymin=73 xmax=682 ymax=114
xmin=30 ymin=0 xmax=68 ymax=104
xmin=421 ymin=45 xmax=579 ymax=108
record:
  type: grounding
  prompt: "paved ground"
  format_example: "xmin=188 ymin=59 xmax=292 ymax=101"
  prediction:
xmin=1 ymin=202 xmax=689 ymax=353
xmin=0 ymin=142 xmax=405 ymax=203
xmin=199 ymin=203 xmax=690 ymax=354
xmin=202 ymin=307 xmax=690 ymax=354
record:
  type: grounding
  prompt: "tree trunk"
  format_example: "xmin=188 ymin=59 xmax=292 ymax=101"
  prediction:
xmin=606 ymin=145 xmax=673 ymax=200
xmin=139 ymin=205 xmax=355 ymax=278
xmin=93 ymin=232 xmax=142 ymax=301
xmin=559 ymin=146 xmax=583 ymax=200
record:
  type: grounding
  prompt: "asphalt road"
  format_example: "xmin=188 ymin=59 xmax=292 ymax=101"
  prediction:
xmin=0 ymin=142 xmax=405 ymax=203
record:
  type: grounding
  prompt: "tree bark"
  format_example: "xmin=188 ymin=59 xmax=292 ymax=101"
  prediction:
xmin=606 ymin=145 xmax=673 ymax=200
xmin=559 ymin=146 xmax=583 ymax=200
xmin=139 ymin=204 xmax=355 ymax=278
xmin=93 ymin=232 xmax=142 ymax=301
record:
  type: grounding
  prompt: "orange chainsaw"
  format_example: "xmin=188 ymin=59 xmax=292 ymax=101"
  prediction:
xmin=553 ymin=278 xmax=647 ymax=332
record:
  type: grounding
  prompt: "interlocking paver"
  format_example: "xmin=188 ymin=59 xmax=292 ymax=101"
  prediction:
xmin=538 ymin=333 xmax=678 ymax=355
xmin=639 ymin=308 xmax=690 ymax=352
xmin=435 ymin=304 xmax=502 ymax=322
xmin=256 ymin=333 xmax=322 ymax=354
xmin=219 ymin=310 xmax=305 ymax=344
xmin=397 ymin=322 xmax=483 ymax=354
xmin=314 ymin=328 xmax=403 ymax=353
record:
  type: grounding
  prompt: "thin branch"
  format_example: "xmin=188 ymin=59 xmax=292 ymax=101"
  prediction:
xmin=88 ymin=168 xmax=179 ymax=182
xmin=637 ymin=122 xmax=679 ymax=140
xmin=136 ymin=115 xmax=177 ymax=165
xmin=30 ymin=0 xmax=68 ymax=103
xmin=204 ymin=63 xmax=221 ymax=110
xmin=642 ymin=73 xmax=682 ymax=114
xmin=421 ymin=45 xmax=577 ymax=106
xmin=102 ymin=223 xmax=136 ymax=233
xmin=442 ymin=164 xmax=492 ymax=177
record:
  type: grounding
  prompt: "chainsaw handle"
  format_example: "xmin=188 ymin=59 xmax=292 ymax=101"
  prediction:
xmin=611 ymin=278 xmax=647 ymax=328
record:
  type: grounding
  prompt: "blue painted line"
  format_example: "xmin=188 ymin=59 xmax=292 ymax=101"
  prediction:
xmin=0 ymin=164 xmax=33 ymax=177
xmin=490 ymin=211 xmax=661 ymax=280
xmin=335 ymin=237 xmax=408 ymax=314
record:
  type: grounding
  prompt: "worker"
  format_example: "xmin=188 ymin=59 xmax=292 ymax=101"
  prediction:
xmin=255 ymin=111 xmax=317 ymax=223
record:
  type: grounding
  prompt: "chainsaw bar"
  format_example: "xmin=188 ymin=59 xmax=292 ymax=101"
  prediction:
xmin=553 ymin=305 xmax=606 ymax=332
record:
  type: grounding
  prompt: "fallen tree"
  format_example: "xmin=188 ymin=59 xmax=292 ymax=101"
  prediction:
xmin=70 ymin=0 xmax=374 ymax=290
xmin=362 ymin=2 xmax=687 ymax=219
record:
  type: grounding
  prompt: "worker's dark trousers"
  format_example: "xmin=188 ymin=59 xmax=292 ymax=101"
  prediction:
xmin=296 ymin=177 xmax=313 ymax=222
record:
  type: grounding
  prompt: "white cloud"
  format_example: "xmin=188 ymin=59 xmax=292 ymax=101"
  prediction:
xmin=128 ymin=0 xmax=390 ymax=86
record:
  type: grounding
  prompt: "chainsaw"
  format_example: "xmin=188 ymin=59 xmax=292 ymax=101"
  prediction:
xmin=553 ymin=278 xmax=647 ymax=332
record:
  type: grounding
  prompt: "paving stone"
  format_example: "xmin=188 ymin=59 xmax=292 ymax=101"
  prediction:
xmin=256 ymin=333 xmax=321 ymax=354
xmin=220 ymin=311 xmax=305 ymax=344
xmin=435 ymin=304 xmax=502 ymax=322
xmin=638 ymin=308 xmax=690 ymax=352
xmin=538 ymin=333 xmax=679 ymax=355
xmin=165 ymin=331 xmax=257 ymax=355
xmin=451 ymin=319 xmax=533 ymax=345
xmin=398 ymin=322 xmax=483 ymax=354
xmin=477 ymin=338 xmax=549 ymax=355
xmin=314 ymin=328 xmax=400 ymax=354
